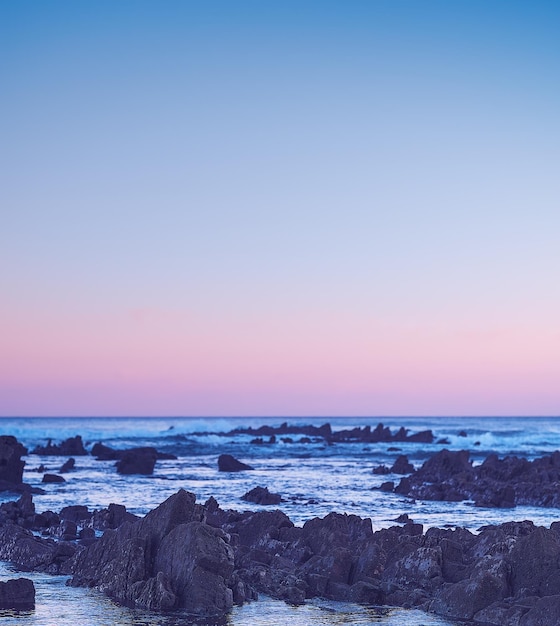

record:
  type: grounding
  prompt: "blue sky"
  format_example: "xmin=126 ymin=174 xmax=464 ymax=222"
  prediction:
xmin=2 ymin=1 xmax=559 ymax=416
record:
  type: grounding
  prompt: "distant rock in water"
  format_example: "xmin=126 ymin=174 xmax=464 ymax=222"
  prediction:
xmin=32 ymin=435 xmax=87 ymax=456
xmin=92 ymin=442 xmax=177 ymax=464
xmin=116 ymin=447 xmax=158 ymax=475
xmin=241 ymin=486 xmax=282 ymax=505
xmin=91 ymin=442 xmax=120 ymax=460
xmin=373 ymin=455 xmax=414 ymax=475
xmin=0 ymin=578 xmax=35 ymax=610
xmin=391 ymin=455 xmax=415 ymax=474
xmin=390 ymin=448 xmax=560 ymax=508
xmin=59 ymin=457 xmax=75 ymax=473
xmin=42 ymin=473 xmax=65 ymax=483
xmin=218 ymin=454 xmax=253 ymax=472
xmin=0 ymin=435 xmax=27 ymax=487
xmin=224 ymin=421 xmax=434 ymax=445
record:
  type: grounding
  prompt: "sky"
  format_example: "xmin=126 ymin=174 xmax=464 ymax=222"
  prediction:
xmin=1 ymin=1 xmax=559 ymax=417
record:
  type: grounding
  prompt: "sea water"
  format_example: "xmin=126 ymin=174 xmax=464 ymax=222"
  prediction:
xmin=1 ymin=416 xmax=559 ymax=625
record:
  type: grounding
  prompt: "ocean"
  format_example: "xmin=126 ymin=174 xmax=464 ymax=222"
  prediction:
xmin=1 ymin=415 xmax=559 ymax=625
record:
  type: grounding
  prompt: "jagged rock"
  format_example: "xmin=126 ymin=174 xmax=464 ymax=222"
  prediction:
xmin=0 ymin=578 xmax=35 ymax=610
xmin=59 ymin=458 xmax=75 ymax=473
xmin=116 ymin=447 xmax=157 ymax=475
xmin=90 ymin=503 xmax=139 ymax=530
xmin=68 ymin=489 xmax=234 ymax=614
xmin=32 ymin=435 xmax=87 ymax=456
xmin=0 ymin=523 xmax=76 ymax=572
xmin=218 ymin=454 xmax=253 ymax=472
xmin=391 ymin=455 xmax=415 ymax=474
xmin=391 ymin=449 xmax=560 ymax=509
xmin=241 ymin=486 xmax=282 ymax=505
xmin=0 ymin=435 xmax=27 ymax=486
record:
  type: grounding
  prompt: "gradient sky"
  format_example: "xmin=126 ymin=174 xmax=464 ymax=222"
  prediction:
xmin=2 ymin=1 xmax=559 ymax=416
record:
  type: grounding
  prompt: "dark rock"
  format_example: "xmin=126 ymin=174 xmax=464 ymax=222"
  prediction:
xmin=32 ymin=435 xmax=87 ymax=456
xmin=394 ymin=513 xmax=413 ymax=524
xmin=42 ymin=473 xmax=65 ymax=483
xmin=116 ymin=447 xmax=157 ymax=475
xmin=91 ymin=442 xmax=120 ymax=460
xmin=68 ymin=489 xmax=234 ymax=614
xmin=372 ymin=464 xmax=390 ymax=475
xmin=379 ymin=481 xmax=394 ymax=492
xmin=0 ymin=435 xmax=27 ymax=485
xmin=458 ymin=430 xmax=467 ymax=437
xmin=392 ymin=449 xmax=560 ymax=509
xmin=391 ymin=455 xmax=415 ymax=474
xmin=90 ymin=503 xmax=139 ymax=530
xmin=241 ymin=486 xmax=282 ymax=505
xmin=0 ymin=578 xmax=35 ymax=610
xmin=59 ymin=505 xmax=91 ymax=523
xmin=59 ymin=457 xmax=75 ymax=473
xmin=225 ymin=422 xmax=433 ymax=445
xmin=437 ymin=438 xmax=450 ymax=445
xmin=0 ymin=523 xmax=76 ymax=572
xmin=218 ymin=454 xmax=253 ymax=472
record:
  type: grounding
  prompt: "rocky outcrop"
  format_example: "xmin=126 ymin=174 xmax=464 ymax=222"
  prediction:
xmin=0 ymin=578 xmax=35 ymax=610
xmin=390 ymin=449 xmax=560 ymax=508
xmin=373 ymin=454 xmax=415 ymax=475
xmin=223 ymin=422 xmax=434 ymax=444
xmin=218 ymin=454 xmax=253 ymax=472
xmin=0 ymin=435 xmax=27 ymax=488
xmin=59 ymin=458 xmax=75 ymax=473
xmin=32 ymin=436 xmax=87 ymax=456
xmin=241 ymin=486 xmax=282 ymax=505
xmin=115 ymin=447 xmax=158 ymax=475
xmin=67 ymin=489 xmax=234 ymax=614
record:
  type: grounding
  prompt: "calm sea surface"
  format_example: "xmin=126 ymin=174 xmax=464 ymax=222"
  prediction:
xmin=1 ymin=416 xmax=559 ymax=625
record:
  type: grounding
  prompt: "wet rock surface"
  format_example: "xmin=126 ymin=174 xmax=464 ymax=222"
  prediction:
xmin=3 ymin=487 xmax=560 ymax=623
xmin=390 ymin=448 xmax=560 ymax=508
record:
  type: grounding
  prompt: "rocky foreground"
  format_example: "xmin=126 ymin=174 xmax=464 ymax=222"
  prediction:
xmin=2 ymin=488 xmax=560 ymax=625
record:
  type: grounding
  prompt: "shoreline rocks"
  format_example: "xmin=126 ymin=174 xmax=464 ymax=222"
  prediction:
xmin=4 ymin=488 xmax=560 ymax=624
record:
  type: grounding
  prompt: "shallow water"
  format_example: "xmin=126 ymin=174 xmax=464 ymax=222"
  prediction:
xmin=1 ymin=415 xmax=559 ymax=624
